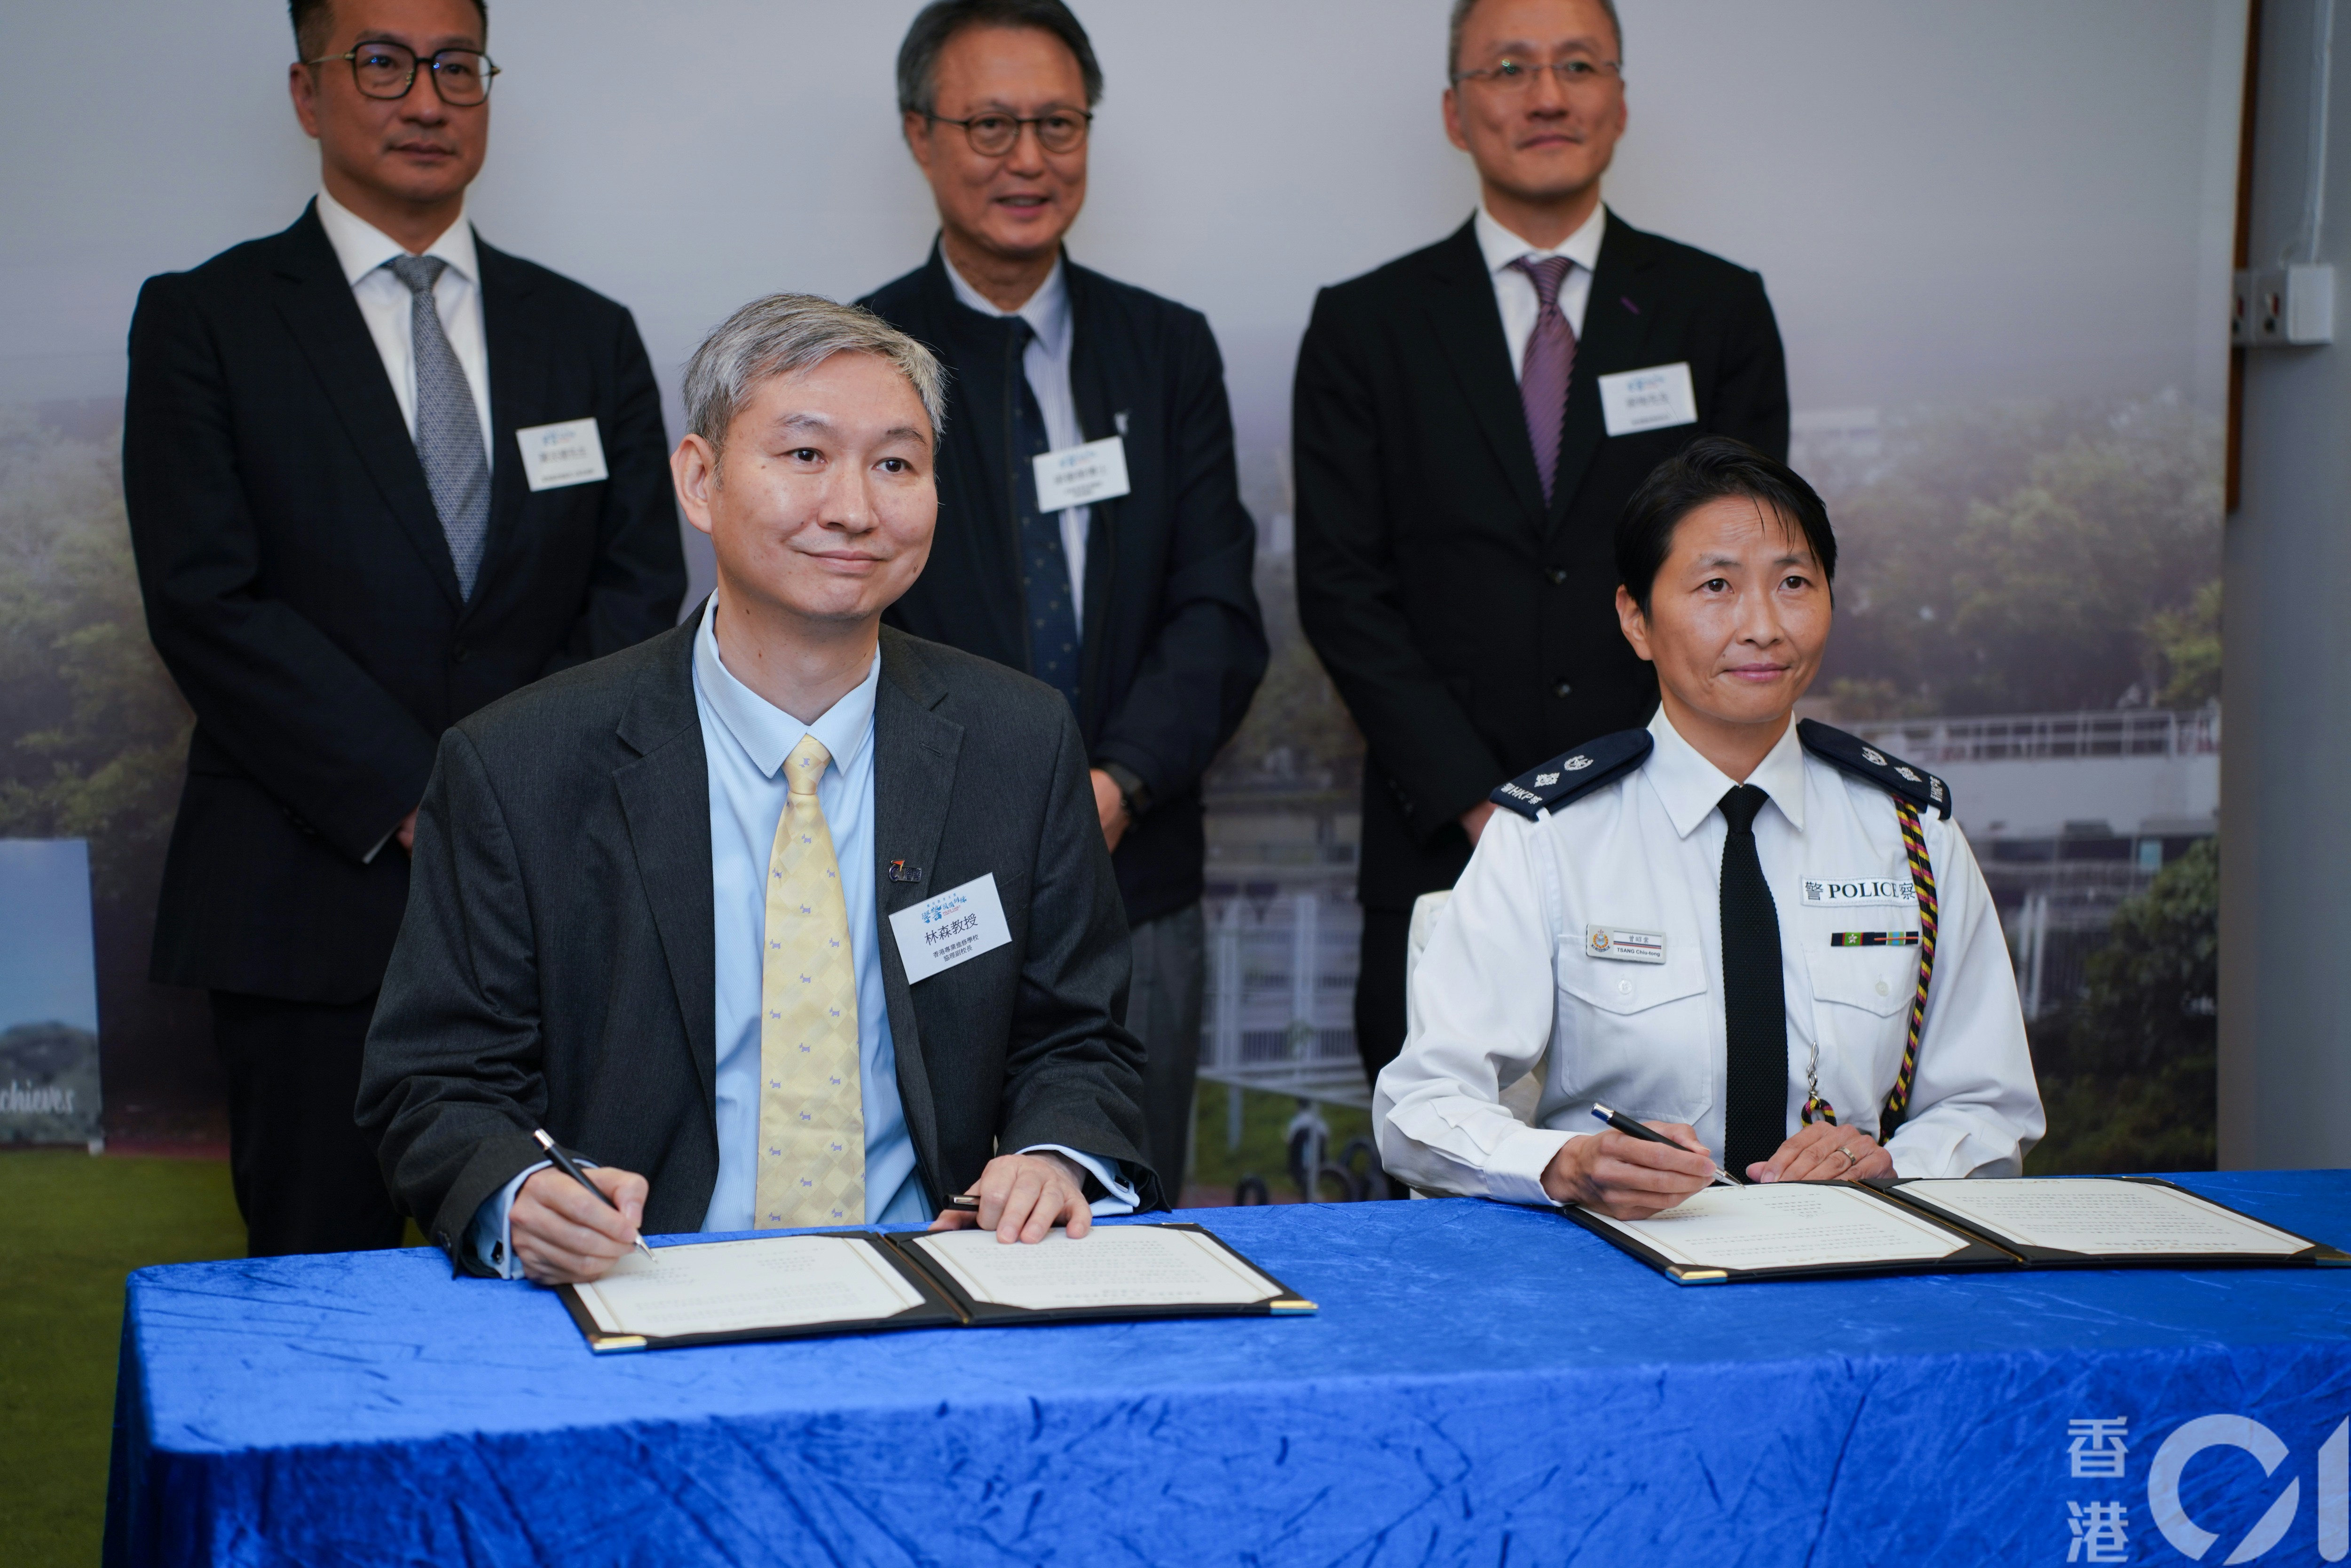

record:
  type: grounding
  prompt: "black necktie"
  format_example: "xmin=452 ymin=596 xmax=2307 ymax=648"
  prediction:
xmin=1718 ymin=784 xmax=1787 ymax=1173
xmin=1008 ymin=320 xmax=1081 ymax=707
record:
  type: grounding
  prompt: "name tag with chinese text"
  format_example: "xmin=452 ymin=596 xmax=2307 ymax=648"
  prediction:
xmin=888 ymin=873 xmax=1012 ymax=983
xmin=1586 ymin=926 xmax=1666 ymax=964
xmin=1032 ymin=435 xmax=1131 ymax=512
xmin=517 ymin=418 xmax=608 ymax=491
xmin=1597 ymin=362 xmax=1698 ymax=437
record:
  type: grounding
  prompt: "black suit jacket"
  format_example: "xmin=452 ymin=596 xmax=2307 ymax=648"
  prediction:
xmin=1294 ymin=211 xmax=1789 ymax=909
xmin=861 ymin=246 xmax=1267 ymax=927
xmin=124 ymin=204 xmax=686 ymax=1003
xmin=356 ymin=617 xmax=1160 ymax=1269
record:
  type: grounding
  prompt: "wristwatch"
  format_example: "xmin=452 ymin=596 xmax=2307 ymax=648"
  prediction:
xmin=1098 ymin=761 xmax=1152 ymax=823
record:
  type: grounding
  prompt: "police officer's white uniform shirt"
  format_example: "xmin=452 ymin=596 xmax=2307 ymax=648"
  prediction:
xmin=1375 ymin=708 xmax=2043 ymax=1203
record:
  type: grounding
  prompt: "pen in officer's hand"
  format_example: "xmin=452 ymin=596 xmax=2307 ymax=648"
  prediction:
xmin=1590 ymin=1104 xmax=1742 ymax=1187
xmin=533 ymin=1128 xmax=655 ymax=1257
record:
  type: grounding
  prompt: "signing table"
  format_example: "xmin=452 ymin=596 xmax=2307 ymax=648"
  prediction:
xmin=106 ymin=1172 xmax=2351 ymax=1567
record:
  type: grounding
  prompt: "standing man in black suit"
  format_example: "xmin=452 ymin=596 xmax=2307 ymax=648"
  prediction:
xmin=123 ymin=0 xmax=685 ymax=1256
xmin=359 ymin=295 xmax=1155 ymax=1279
xmin=1294 ymin=0 xmax=1789 ymax=1087
xmin=861 ymin=1 xmax=1266 ymax=1196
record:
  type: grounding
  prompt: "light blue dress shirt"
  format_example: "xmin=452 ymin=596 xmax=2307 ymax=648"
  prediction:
xmin=467 ymin=602 xmax=1135 ymax=1275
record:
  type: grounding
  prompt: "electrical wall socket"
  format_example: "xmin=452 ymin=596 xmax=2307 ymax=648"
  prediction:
xmin=2234 ymin=265 xmax=2336 ymax=346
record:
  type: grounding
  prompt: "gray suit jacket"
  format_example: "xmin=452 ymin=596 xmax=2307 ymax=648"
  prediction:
xmin=358 ymin=612 xmax=1158 ymax=1270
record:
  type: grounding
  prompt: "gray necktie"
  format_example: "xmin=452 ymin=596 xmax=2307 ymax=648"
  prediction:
xmin=387 ymin=253 xmax=490 ymax=599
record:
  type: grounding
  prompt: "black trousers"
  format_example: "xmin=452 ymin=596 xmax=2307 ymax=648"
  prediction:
xmin=1353 ymin=907 xmax=1413 ymax=1087
xmin=212 ymin=991 xmax=406 ymax=1257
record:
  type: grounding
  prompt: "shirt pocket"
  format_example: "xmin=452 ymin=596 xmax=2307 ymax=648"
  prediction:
xmin=1805 ymin=948 xmax=1916 ymax=1102
xmin=1554 ymin=939 xmax=1714 ymax=1122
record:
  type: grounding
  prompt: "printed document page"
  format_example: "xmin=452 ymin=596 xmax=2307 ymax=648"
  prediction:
xmin=1581 ymin=1183 xmax=1969 ymax=1272
xmin=573 ymin=1234 xmax=927 ymax=1339
xmin=910 ymin=1224 xmax=1279 ymax=1311
xmin=1897 ymin=1179 xmax=2309 ymax=1257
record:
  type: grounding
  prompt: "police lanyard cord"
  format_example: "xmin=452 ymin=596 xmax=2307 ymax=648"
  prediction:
xmin=1799 ymin=796 xmax=1938 ymax=1143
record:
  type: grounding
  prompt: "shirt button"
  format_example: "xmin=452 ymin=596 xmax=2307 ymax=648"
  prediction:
xmin=1547 ymin=567 xmax=1568 ymax=585
xmin=1554 ymin=680 xmax=1573 ymax=699
xmin=1617 ymin=979 xmax=1633 ymax=996
xmin=1876 ymin=980 xmax=1891 ymax=996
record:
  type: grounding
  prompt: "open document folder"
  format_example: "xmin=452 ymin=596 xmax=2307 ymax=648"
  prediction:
xmin=1568 ymin=1177 xmax=2350 ymax=1285
xmin=557 ymin=1221 xmax=1316 ymax=1352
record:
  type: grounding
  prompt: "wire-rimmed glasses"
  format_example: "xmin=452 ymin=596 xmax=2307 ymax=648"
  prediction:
xmin=926 ymin=109 xmax=1092 ymax=157
xmin=305 ymin=40 xmax=500 ymax=106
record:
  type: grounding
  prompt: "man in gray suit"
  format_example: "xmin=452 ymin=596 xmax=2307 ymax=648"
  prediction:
xmin=359 ymin=294 xmax=1156 ymax=1283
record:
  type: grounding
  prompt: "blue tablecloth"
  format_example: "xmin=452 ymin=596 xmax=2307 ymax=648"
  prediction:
xmin=105 ymin=1172 xmax=2351 ymax=1567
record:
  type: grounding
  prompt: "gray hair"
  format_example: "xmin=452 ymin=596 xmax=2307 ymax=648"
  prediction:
xmin=682 ymin=294 xmax=947 ymax=457
xmin=1447 ymin=0 xmax=1622 ymax=79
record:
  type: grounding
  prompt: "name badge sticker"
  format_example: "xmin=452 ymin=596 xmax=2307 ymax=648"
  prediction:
xmin=1803 ymin=877 xmax=1918 ymax=907
xmin=517 ymin=418 xmax=609 ymax=491
xmin=1586 ymin=925 xmax=1666 ymax=964
xmin=1032 ymin=434 xmax=1132 ymax=512
xmin=1596 ymin=362 xmax=1699 ymax=438
xmin=888 ymin=873 xmax=1013 ymax=984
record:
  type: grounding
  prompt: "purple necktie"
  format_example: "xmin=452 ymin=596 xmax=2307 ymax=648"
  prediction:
xmin=1510 ymin=254 xmax=1578 ymax=502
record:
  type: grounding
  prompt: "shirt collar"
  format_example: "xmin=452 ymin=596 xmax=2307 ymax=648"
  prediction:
xmin=692 ymin=597 xmax=879 ymax=782
xmin=315 ymin=186 xmax=480 ymax=290
xmin=1642 ymin=705 xmax=1808 ymax=837
xmin=1474 ymin=200 xmax=1607 ymax=280
xmin=942 ymin=248 xmax=1072 ymax=359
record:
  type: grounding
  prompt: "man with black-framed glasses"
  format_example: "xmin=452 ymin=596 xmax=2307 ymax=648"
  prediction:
xmin=123 ymin=0 xmax=684 ymax=1257
xmin=1295 ymin=0 xmax=1791 ymax=1102
xmin=860 ymin=0 xmax=1266 ymax=1203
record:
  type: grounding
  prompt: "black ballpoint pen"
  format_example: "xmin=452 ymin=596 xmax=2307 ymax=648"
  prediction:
xmin=533 ymin=1128 xmax=655 ymax=1257
xmin=1589 ymin=1103 xmax=1742 ymax=1187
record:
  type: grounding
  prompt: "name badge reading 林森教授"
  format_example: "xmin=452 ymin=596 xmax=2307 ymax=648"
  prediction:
xmin=1586 ymin=926 xmax=1665 ymax=964
xmin=887 ymin=873 xmax=1013 ymax=984
xmin=1032 ymin=435 xmax=1132 ymax=512
xmin=1596 ymin=362 xmax=1698 ymax=438
xmin=517 ymin=418 xmax=609 ymax=491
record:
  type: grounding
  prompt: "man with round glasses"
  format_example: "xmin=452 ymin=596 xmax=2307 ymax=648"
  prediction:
xmin=1295 ymin=0 xmax=1792 ymax=1103
xmin=122 ymin=0 xmax=684 ymax=1257
xmin=861 ymin=0 xmax=1268 ymax=1201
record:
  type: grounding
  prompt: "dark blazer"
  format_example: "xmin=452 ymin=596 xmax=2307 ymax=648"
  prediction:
xmin=861 ymin=246 xmax=1267 ymax=927
xmin=124 ymin=203 xmax=686 ymax=1003
xmin=1294 ymin=211 xmax=1789 ymax=909
xmin=356 ymin=616 xmax=1160 ymax=1269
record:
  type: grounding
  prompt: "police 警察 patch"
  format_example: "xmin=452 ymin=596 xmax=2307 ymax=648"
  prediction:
xmin=1490 ymin=729 xmax=1654 ymax=820
xmin=1803 ymin=876 xmax=1918 ymax=906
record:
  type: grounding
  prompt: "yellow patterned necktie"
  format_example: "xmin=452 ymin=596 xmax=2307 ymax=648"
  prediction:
xmin=755 ymin=734 xmax=864 ymax=1228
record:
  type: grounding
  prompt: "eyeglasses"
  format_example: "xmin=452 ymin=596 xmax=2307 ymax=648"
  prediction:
xmin=304 ymin=40 xmax=500 ymax=106
xmin=926 ymin=110 xmax=1092 ymax=157
xmin=1452 ymin=57 xmax=1624 ymax=92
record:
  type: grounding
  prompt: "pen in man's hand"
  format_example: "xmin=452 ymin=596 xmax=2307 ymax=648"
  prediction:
xmin=1589 ymin=1104 xmax=1742 ymax=1187
xmin=945 ymin=1192 xmax=981 ymax=1211
xmin=532 ymin=1128 xmax=655 ymax=1257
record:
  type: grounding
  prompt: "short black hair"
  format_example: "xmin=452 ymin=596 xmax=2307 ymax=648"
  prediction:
xmin=897 ymin=0 xmax=1103 ymax=118
xmin=1616 ymin=436 xmax=1837 ymax=615
xmin=291 ymin=0 xmax=489 ymax=61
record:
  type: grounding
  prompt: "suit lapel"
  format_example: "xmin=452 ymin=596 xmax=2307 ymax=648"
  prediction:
xmin=613 ymin=617 xmax=718 ymax=1114
xmin=473 ymin=236 xmax=549 ymax=615
xmin=269 ymin=204 xmax=464 ymax=611
xmin=1422 ymin=219 xmax=1547 ymax=527
xmin=1548 ymin=212 xmax=1662 ymax=530
xmin=871 ymin=628 xmax=965 ymax=1190
xmin=1064 ymin=259 xmax=1119 ymax=740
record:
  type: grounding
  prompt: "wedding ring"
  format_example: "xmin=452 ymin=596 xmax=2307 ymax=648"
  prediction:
xmin=1834 ymin=1145 xmax=1860 ymax=1168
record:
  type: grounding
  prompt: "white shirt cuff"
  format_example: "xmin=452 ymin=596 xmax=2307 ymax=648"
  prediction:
xmin=1483 ymin=1126 xmax=1577 ymax=1207
xmin=1019 ymin=1143 xmax=1140 ymax=1216
xmin=465 ymin=1158 xmax=557 ymax=1278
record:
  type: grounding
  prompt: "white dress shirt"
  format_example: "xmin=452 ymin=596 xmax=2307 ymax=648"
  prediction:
xmin=312 ymin=186 xmax=494 ymax=465
xmin=1376 ymin=708 xmax=2044 ymax=1204
xmin=943 ymin=252 xmax=1089 ymax=623
xmin=466 ymin=602 xmax=1136 ymax=1274
xmin=1473 ymin=201 xmax=1606 ymax=381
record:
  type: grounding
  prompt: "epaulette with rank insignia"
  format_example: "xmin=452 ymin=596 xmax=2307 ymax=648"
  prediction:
xmin=1489 ymin=730 xmax=1653 ymax=820
xmin=1796 ymin=719 xmax=1952 ymax=819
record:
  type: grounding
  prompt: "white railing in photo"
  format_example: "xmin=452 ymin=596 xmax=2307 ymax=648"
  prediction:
xmin=1198 ymin=889 xmax=1370 ymax=1125
xmin=1847 ymin=708 xmax=2220 ymax=764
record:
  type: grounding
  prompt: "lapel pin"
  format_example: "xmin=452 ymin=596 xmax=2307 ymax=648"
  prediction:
xmin=888 ymin=860 xmax=923 ymax=883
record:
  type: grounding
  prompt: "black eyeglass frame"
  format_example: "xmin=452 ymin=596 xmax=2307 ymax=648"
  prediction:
xmin=1451 ymin=57 xmax=1625 ymax=89
xmin=303 ymin=41 xmax=502 ymax=105
xmin=924 ymin=109 xmax=1094 ymax=157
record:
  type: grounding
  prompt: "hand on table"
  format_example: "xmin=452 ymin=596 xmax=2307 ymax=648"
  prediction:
xmin=1541 ymin=1121 xmax=1713 ymax=1219
xmin=928 ymin=1150 xmax=1094 ymax=1244
xmin=1089 ymin=768 xmax=1131 ymax=854
xmin=1747 ymin=1122 xmax=1893 ymax=1185
xmin=511 ymin=1164 xmax=648 ymax=1284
